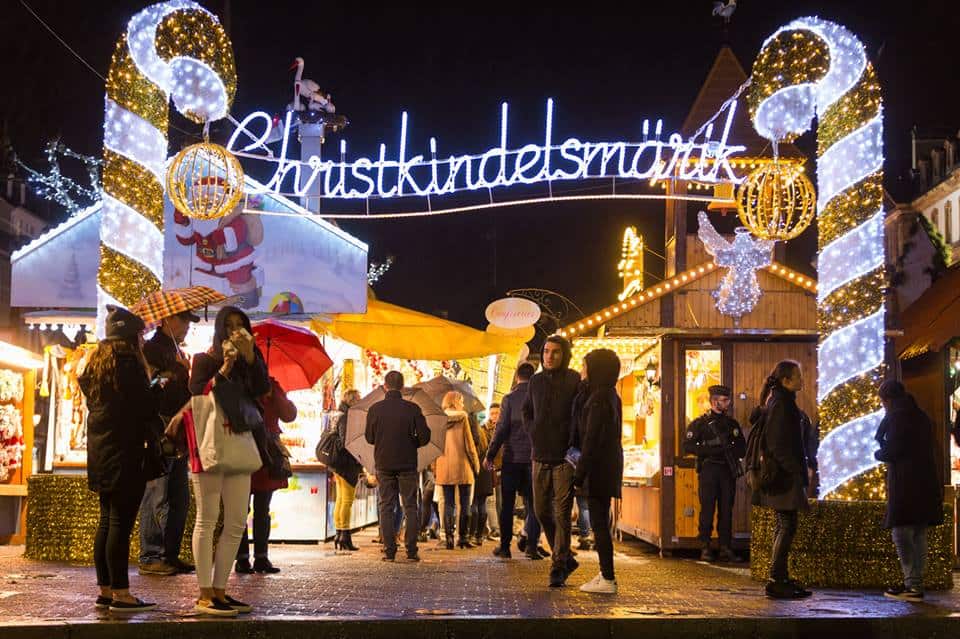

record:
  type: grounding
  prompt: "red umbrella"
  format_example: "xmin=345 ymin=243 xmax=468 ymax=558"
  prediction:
xmin=252 ymin=319 xmax=333 ymax=392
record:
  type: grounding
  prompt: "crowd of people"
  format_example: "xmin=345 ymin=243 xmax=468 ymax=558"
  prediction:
xmin=78 ymin=304 xmax=946 ymax=615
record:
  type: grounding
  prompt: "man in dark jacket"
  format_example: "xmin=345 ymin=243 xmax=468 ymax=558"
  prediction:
xmin=486 ymin=363 xmax=542 ymax=560
xmin=365 ymin=371 xmax=431 ymax=561
xmin=522 ymin=335 xmax=582 ymax=587
xmin=683 ymin=385 xmax=746 ymax=563
xmin=137 ymin=310 xmax=198 ymax=576
xmin=875 ymin=380 xmax=944 ymax=601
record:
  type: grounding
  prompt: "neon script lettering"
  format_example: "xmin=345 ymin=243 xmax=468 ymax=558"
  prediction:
xmin=228 ymin=99 xmax=748 ymax=199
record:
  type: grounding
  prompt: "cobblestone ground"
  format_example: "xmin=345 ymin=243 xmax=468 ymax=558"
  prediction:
xmin=1 ymin=530 xmax=958 ymax=630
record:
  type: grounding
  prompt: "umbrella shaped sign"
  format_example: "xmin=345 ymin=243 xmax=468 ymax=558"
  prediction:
xmin=344 ymin=387 xmax=449 ymax=472
xmin=415 ymin=375 xmax=485 ymax=414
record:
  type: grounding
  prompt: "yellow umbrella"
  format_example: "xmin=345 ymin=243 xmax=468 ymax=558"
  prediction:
xmin=312 ymin=298 xmax=532 ymax=360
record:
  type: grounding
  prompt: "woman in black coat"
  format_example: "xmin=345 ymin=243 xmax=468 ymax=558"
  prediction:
xmin=79 ymin=305 xmax=162 ymax=613
xmin=572 ymin=348 xmax=623 ymax=594
xmin=751 ymin=360 xmax=812 ymax=600
xmin=874 ymin=380 xmax=944 ymax=600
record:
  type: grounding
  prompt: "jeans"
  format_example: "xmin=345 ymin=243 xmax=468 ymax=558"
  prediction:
xmin=892 ymin=524 xmax=928 ymax=590
xmin=442 ymin=484 xmax=472 ymax=540
xmin=588 ymin=496 xmax=614 ymax=580
xmin=471 ymin=494 xmax=489 ymax=538
xmin=333 ymin=474 xmax=356 ymax=530
xmin=533 ymin=461 xmax=575 ymax=572
xmin=500 ymin=463 xmax=539 ymax=550
xmin=697 ymin=462 xmax=736 ymax=548
xmin=576 ymin=494 xmax=592 ymax=538
xmin=138 ymin=455 xmax=190 ymax=564
xmin=377 ymin=470 xmax=419 ymax=555
xmin=94 ymin=482 xmax=145 ymax=590
xmin=487 ymin=485 xmax=501 ymax=534
xmin=770 ymin=510 xmax=798 ymax=582
xmin=420 ymin=484 xmax=438 ymax=532
xmin=192 ymin=472 xmax=250 ymax=590
xmin=237 ymin=491 xmax=274 ymax=560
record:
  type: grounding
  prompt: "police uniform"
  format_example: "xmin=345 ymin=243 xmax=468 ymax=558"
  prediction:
xmin=682 ymin=385 xmax=746 ymax=557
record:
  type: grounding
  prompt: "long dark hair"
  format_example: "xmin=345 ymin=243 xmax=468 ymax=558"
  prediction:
xmin=760 ymin=360 xmax=801 ymax=405
xmin=81 ymin=338 xmax=145 ymax=403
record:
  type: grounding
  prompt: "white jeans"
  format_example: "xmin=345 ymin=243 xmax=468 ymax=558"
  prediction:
xmin=191 ymin=472 xmax=250 ymax=590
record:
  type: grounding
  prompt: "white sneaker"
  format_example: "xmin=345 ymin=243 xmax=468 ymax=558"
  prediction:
xmin=580 ymin=573 xmax=618 ymax=594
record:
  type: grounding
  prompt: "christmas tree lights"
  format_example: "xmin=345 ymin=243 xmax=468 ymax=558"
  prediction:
xmin=99 ymin=0 xmax=236 ymax=333
xmin=748 ymin=18 xmax=886 ymax=499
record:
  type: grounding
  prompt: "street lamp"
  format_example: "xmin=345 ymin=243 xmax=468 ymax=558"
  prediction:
xmin=645 ymin=358 xmax=658 ymax=387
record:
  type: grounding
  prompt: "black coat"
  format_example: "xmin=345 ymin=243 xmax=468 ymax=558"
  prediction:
xmin=572 ymin=387 xmax=623 ymax=498
xmin=472 ymin=417 xmax=495 ymax=497
xmin=79 ymin=351 xmax=162 ymax=493
xmin=329 ymin=404 xmax=363 ymax=486
xmin=522 ymin=368 xmax=581 ymax=464
xmin=753 ymin=386 xmax=809 ymax=512
xmin=142 ymin=330 xmax=191 ymax=420
xmin=874 ymin=396 xmax=944 ymax=528
xmin=364 ymin=390 xmax=431 ymax=473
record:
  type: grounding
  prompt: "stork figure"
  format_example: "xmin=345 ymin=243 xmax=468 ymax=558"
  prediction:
xmin=712 ymin=0 xmax=737 ymax=23
xmin=697 ymin=211 xmax=774 ymax=319
xmin=289 ymin=57 xmax=336 ymax=114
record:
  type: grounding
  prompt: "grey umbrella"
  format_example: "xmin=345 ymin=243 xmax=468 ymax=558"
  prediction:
xmin=414 ymin=375 xmax=485 ymax=414
xmin=344 ymin=387 xmax=449 ymax=472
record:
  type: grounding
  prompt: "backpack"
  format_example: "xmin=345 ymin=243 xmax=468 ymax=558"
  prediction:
xmin=744 ymin=406 xmax=778 ymax=491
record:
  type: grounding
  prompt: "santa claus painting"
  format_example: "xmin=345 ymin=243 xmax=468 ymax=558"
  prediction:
xmin=174 ymin=182 xmax=265 ymax=308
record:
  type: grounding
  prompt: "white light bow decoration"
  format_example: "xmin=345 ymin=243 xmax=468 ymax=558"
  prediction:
xmin=697 ymin=211 xmax=773 ymax=319
xmin=747 ymin=17 xmax=886 ymax=499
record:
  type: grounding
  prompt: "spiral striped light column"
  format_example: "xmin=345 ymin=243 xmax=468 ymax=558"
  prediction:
xmin=99 ymin=0 xmax=236 ymax=333
xmin=747 ymin=18 xmax=886 ymax=500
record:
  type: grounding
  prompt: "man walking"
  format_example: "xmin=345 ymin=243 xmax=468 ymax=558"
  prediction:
xmin=522 ymin=336 xmax=582 ymax=587
xmin=683 ymin=385 xmax=746 ymax=563
xmin=138 ymin=310 xmax=197 ymax=576
xmin=365 ymin=371 xmax=431 ymax=562
xmin=486 ymin=364 xmax=543 ymax=560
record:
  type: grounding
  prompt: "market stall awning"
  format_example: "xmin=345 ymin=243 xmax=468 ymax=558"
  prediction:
xmin=311 ymin=299 xmax=532 ymax=360
xmin=897 ymin=265 xmax=960 ymax=359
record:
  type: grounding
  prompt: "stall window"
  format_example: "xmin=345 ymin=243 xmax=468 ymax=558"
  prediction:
xmin=681 ymin=348 xmax=723 ymax=453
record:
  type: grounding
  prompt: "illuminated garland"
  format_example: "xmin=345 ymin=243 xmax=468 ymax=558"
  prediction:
xmin=748 ymin=18 xmax=885 ymax=499
xmin=99 ymin=1 xmax=236 ymax=331
xmin=14 ymin=140 xmax=102 ymax=215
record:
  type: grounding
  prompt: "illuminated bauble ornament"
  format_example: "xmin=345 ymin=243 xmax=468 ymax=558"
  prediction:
xmin=166 ymin=142 xmax=245 ymax=220
xmin=736 ymin=162 xmax=816 ymax=241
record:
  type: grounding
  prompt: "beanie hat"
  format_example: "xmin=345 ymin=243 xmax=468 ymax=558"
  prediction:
xmin=104 ymin=305 xmax=146 ymax=341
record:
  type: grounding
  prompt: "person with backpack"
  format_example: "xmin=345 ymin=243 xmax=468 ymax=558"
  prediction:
xmin=748 ymin=360 xmax=812 ymax=600
xmin=683 ymin=385 xmax=746 ymax=563
xmin=875 ymin=380 xmax=944 ymax=601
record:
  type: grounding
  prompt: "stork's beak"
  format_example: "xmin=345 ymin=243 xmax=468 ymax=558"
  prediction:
xmin=289 ymin=61 xmax=299 ymax=71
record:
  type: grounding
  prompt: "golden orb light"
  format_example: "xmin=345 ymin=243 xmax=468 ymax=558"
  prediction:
xmin=736 ymin=162 xmax=816 ymax=241
xmin=166 ymin=141 xmax=245 ymax=220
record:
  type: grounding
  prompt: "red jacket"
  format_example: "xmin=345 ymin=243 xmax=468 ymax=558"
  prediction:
xmin=251 ymin=378 xmax=297 ymax=493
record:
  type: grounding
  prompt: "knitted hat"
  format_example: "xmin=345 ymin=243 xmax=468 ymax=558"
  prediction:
xmin=708 ymin=385 xmax=732 ymax=397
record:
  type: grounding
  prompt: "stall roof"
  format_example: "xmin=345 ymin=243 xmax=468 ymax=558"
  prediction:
xmin=312 ymin=298 xmax=531 ymax=360
xmin=558 ymin=260 xmax=818 ymax=339
xmin=896 ymin=265 xmax=960 ymax=359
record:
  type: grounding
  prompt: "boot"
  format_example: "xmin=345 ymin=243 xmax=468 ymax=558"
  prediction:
xmin=444 ymin=514 xmax=455 ymax=550
xmin=341 ymin=530 xmax=359 ymax=552
xmin=333 ymin=531 xmax=343 ymax=550
xmin=457 ymin=511 xmax=473 ymax=548
xmin=457 ymin=536 xmax=475 ymax=549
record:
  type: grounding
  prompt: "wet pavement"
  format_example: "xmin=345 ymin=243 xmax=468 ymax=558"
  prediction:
xmin=1 ymin=529 xmax=959 ymax=638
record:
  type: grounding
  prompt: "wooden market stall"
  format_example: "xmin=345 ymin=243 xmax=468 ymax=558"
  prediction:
xmin=0 ymin=341 xmax=43 ymax=545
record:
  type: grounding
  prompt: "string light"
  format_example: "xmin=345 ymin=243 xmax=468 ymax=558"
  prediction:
xmin=748 ymin=17 xmax=885 ymax=499
xmin=99 ymin=0 xmax=236 ymax=335
xmin=367 ymin=256 xmax=394 ymax=284
xmin=14 ymin=140 xmax=101 ymax=215
xmin=617 ymin=227 xmax=644 ymax=301
xmin=697 ymin=211 xmax=774 ymax=319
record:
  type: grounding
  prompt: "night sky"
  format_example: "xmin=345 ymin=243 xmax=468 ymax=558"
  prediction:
xmin=3 ymin=1 xmax=959 ymax=330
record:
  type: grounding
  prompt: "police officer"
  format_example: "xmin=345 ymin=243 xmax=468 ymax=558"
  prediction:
xmin=683 ymin=385 xmax=746 ymax=563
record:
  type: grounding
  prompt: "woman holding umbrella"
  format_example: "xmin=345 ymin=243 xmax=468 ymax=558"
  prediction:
xmin=436 ymin=391 xmax=481 ymax=549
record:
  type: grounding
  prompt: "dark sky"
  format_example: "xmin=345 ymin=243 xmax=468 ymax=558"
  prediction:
xmin=3 ymin=1 xmax=959 ymax=329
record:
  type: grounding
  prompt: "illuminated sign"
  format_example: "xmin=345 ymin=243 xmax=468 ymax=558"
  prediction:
xmin=228 ymin=99 xmax=747 ymax=201
xmin=618 ymin=227 xmax=644 ymax=301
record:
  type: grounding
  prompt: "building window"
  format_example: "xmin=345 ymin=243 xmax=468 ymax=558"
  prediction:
xmin=947 ymin=200 xmax=954 ymax=244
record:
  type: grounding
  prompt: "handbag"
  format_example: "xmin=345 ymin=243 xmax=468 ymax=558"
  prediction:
xmin=265 ymin=431 xmax=293 ymax=480
xmin=315 ymin=428 xmax=343 ymax=466
xmin=188 ymin=394 xmax=262 ymax=475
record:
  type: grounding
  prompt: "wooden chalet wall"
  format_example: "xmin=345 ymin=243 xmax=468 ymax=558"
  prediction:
xmin=607 ymin=234 xmax=817 ymax=333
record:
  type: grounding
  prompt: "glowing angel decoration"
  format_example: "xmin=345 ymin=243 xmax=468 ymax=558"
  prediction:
xmin=697 ymin=211 xmax=774 ymax=319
